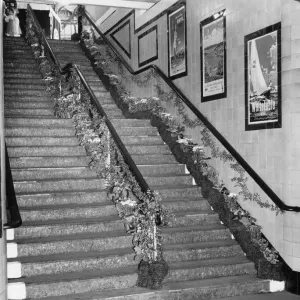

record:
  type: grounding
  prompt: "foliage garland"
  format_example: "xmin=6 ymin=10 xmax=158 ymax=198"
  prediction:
xmin=25 ymin=17 xmax=173 ymax=285
xmin=81 ymin=30 xmax=281 ymax=264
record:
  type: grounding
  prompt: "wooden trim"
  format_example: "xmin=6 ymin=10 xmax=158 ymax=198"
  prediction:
xmin=104 ymin=10 xmax=134 ymax=35
xmin=138 ymin=25 xmax=158 ymax=67
xmin=110 ymin=19 xmax=131 ymax=58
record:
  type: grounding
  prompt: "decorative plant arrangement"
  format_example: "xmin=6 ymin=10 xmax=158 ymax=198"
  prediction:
xmin=80 ymin=29 xmax=286 ymax=279
xmin=26 ymin=16 xmax=173 ymax=290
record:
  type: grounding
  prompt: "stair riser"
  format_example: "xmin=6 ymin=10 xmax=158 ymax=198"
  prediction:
xmin=132 ymin=155 xmax=177 ymax=165
xmin=91 ymin=86 xmax=108 ymax=93
xmin=6 ymin=128 xmax=75 ymax=137
xmin=138 ymin=164 xmax=185 ymax=176
xmin=4 ymin=79 xmax=44 ymax=84
xmin=4 ymin=84 xmax=45 ymax=90
xmin=17 ymin=191 xmax=108 ymax=207
xmin=8 ymin=147 xmax=85 ymax=158
xmin=4 ymin=90 xmax=48 ymax=96
xmin=5 ymin=101 xmax=50 ymax=109
xmin=163 ymin=200 xmax=211 ymax=212
xmin=117 ymin=127 xmax=158 ymax=136
xmin=21 ymin=253 xmax=136 ymax=277
xmin=166 ymin=262 xmax=256 ymax=283
xmin=4 ymin=58 xmax=36 ymax=64
xmin=171 ymin=214 xmax=219 ymax=227
xmin=123 ymin=136 xmax=163 ymax=146
xmin=4 ymin=73 xmax=41 ymax=79
xmin=4 ymin=63 xmax=37 ymax=69
xmin=21 ymin=206 xmax=116 ymax=222
xmin=20 ymin=245 xmax=243 ymax=278
xmin=16 ymin=236 xmax=132 ymax=257
xmin=158 ymin=187 xmax=202 ymax=198
xmin=163 ymin=228 xmax=231 ymax=245
xmin=146 ymin=175 xmax=192 ymax=186
xmin=10 ymin=157 xmax=89 ymax=169
xmin=14 ymin=178 xmax=104 ymax=194
xmin=4 ymin=69 xmax=40 ymax=75
xmin=26 ymin=274 xmax=137 ymax=299
xmin=12 ymin=167 xmax=96 ymax=181
xmin=5 ymin=109 xmax=54 ymax=116
xmin=112 ymin=119 xmax=151 ymax=127
xmin=6 ymin=137 xmax=79 ymax=147
xmin=5 ymin=118 xmax=72 ymax=127
xmin=93 ymin=91 xmax=111 ymax=97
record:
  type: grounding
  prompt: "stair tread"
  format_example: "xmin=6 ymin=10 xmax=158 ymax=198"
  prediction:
xmin=9 ymin=240 xmax=239 ymax=264
xmin=9 ymin=256 xmax=251 ymax=285
xmin=26 ymin=275 xmax=267 ymax=300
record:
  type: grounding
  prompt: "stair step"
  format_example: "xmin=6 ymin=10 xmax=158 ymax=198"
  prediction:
xmin=17 ymin=190 xmax=108 ymax=207
xmin=4 ymin=78 xmax=45 ymax=84
xmin=4 ymin=73 xmax=42 ymax=79
xmin=155 ymin=185 xmax=202 ymax=198
xmin=5 ymin=101 xmax=52 ymax=110
xmin=4 ymin=89 xmax=48 ymax=97
xmin=5 ymin=127 xmax=75 ymax=137
xmin=4 ymin=62 xmax=37 ymax=69
xmin=9 ymin=156 xmax=90 ymax=169
xmin=7 ymin=145 xmax=86 ymax=157
xmin=11 ymin=166 xmax=96 ymax=181
xmin=20 ymin=275 xmax=269 ymax=300
xmin=111 ymin=119 xmax=150 ymax=127
xmin=126 ymin=144 xmax=171 ymax=155
xmin=116 ymin=126 xmax=158 ymax=136
xmin=5 ymin=117 xmax=73 ymax=127
xmin=4 ymin=68 xmax=41 ymax=75
xmin=13 ymin=178 xmax=104 ymax=194
xmin=90 ymin=85 xmax=108 ymax=92
xmin=4 ymin=83 xmax=46 ymax=90
xmin=162 ymin=198 xmax=211 ymax=212
xmin=132 ymin=154 xmax=177 ymax=164
xmin=137 ymin=163 xmax=185 ymax=175
xmin=6 ymin=136 xmax=80 ymax=147
xmin=5 ymin=108 xmax=54 ymax=116
xmin=145 ymin=174 xmax=193 ymax=186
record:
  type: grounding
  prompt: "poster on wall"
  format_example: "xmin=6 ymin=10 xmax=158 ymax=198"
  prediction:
xmin=245 ymin=23 xmax=281 ymax=131
xmin=200 ymin=11 xmax=226 ymax=102
xmin=168 ymin=4 xmax=187 ymax=80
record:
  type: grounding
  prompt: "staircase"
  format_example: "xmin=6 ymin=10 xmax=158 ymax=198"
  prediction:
xmin=4 ymin=36 xmax=273 ymax=299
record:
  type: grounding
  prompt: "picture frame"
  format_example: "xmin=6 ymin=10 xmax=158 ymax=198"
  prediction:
xmin=167 ymin=4 xmax=187 ymax=80
xmin=200 ymin=11 xmax=226 ymax=102
xmin=245 ymin=23 xmax=281 ymax=131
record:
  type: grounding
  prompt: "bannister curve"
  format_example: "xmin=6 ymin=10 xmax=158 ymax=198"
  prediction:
xmin=83 ymin=10 xmax=300 ymax=212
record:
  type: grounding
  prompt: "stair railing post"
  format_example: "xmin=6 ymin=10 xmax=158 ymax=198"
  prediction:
xmin=78 ymin=5 xmax=84 ymax=36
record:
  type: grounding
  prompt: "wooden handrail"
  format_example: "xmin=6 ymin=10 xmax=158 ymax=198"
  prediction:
xmin=83 ymin=9 xmax=300 ymax=212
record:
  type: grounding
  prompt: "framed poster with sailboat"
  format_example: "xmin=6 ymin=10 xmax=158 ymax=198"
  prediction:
xmin=245 ymin=23 xmax=281 ymax=131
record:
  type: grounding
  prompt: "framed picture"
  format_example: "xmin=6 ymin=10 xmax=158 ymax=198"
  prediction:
xmin=200 ymin=11 xmax=226 ymax=102
xmin=168 ymin=4 xmax=187 ymax=80
xmin=245 ymin=23 xmax=281 ymax=131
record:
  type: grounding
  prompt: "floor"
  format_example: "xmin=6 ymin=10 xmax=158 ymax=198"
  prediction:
xmin=224 ymin=291 xmax=299 ymax=299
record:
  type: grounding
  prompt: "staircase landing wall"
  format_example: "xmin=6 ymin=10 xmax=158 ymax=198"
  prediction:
xmin=96 ymin=0 xmax=300 ymax=272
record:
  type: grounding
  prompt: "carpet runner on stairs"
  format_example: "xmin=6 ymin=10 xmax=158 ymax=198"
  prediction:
xmin=4 ymin=36 xmax=275 ymax=299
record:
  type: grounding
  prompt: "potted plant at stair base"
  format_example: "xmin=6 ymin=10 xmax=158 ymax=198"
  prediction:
xmin=134 ymin=192 xmax=170 ymax=290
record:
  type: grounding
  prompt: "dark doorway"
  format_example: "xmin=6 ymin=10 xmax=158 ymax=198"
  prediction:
xmin=18 ymin=9 xmax=51 ymax=38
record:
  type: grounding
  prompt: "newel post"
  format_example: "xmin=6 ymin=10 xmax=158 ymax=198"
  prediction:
xmin=77 ymin=5 xmax=84 ymax=36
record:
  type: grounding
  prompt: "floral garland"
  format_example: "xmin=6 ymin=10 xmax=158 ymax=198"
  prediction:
xmin=80 ymin=30 xmax=281 ymax=264
xmin=26 ymin=19 xmax=173 ymax=287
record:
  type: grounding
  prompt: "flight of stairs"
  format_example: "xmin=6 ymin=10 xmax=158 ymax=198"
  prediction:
xmin=4 ymin=36 xmax=273 ymax=299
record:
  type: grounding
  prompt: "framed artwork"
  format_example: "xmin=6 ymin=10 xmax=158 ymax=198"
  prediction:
xmin=200 ymin=11 xmax=226 ymax=102
xmin=168 ymin=4 xmax=187 ymax=80
xmin=245 ymin=23 xmax=281 ymax=131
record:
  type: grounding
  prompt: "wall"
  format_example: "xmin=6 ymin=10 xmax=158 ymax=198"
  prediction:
xmin=98 ymin=0 xmax=300 ymax=271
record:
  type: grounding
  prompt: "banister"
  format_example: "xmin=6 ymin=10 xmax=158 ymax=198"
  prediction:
xmin=27 ymin=4 xmax=62 ymax=72
xmin=28 ymin=7 xmax=152 ymax=196
xmin=4 ymin=143 xmax=22 ymax=229
xmin=73 ymin=64 xmax=151 ymax=194
xmin=83 ymin=10 xmax=300 ymax=212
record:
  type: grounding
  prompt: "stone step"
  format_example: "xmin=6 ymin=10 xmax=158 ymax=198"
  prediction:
xmin=19 ymin=275 xmax=269 ymax=300
xmin=4 ymin=89 xmax=48 ymax=97
xmin=145 ymin=174 xmax=193 ymax=186
xmin=116 ymin=126 xmax=158 ymax=136
xmin=4 ymin=68 xmax=41 ymax=75
xmin=125 ymin=144 xmax=171 ymax=155
xmin=6 ymin=136 xmax=79 ymax=147
xmin=4 ymin=83 xmax=45 ymax=90
xmin=7 ymin=146 xmax=85 ymax=157
xmin=10 ymin=240 xmax=242 ymax=278
xmin=3 ymin=44 xmax=30 ymax=50
xmin=17 ymin=190 xmax=108 ymax=208
xmin=9 ymin=257 xmax=255 ymax=298
xmin=13 ymin=178 xmax=105 ymax=194
xmin=57 ymin=56 xmax=89 ymax=62
xmin=132 ymin=154 xmax=177 ymax=165
xmin=5 ymin=102 xmax=53 ymax=109
xmin=123 ymin=135 xmax=163 ymax=145
xmin=20 ymin=203 xmax=116 ymax=222
xmin=3 ymin=49 xmax=32 ymax=54
xmin=5 ymin=108 xmax=54 ymax=117
xmin=4 ymin=78 xmax=45 ymax=85
xmin=92 ymin=91 xmax=111 ymax=98
xmin=4 ymin=62 xmax=37 ymax=69
xmin=60 ymin=60 xmax=91 ymax=67
xmin=162 ymin=198 xmax=211 ymax=212
xmin=10 ymin=156 xmax=89 ymax=169
xmin=4 ymin=58 xmax=36 ymax=64
xmin=137 ymin=163 xmax=185 ymax=176
xmin=4 ymin=73 xmax=42 ymax=79
xmin=90 ymin=85 xmax=107 ymax=92
xmin=111 ymin=119 xmax=151 ymax=127
xmin=11 ymin=167 xmax=96 ymax=181
xmin=5 ymin=117 xmax=72 ymax=127
xmin=51 ymin=47 xmax=83 ymax=53
xmin=84 ymin=75 xmax=102 ymax=81
xmin=5 ymin=127 xmax=75 ymax=137
xmin=156 ymin=185 xmax=202 ymax=199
